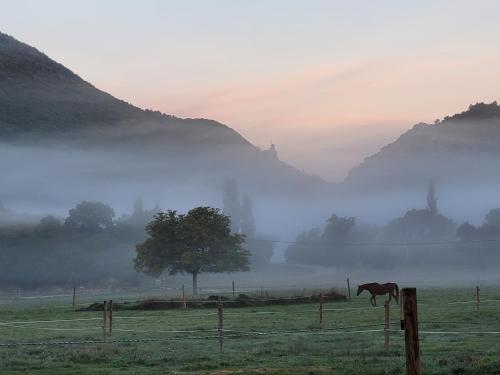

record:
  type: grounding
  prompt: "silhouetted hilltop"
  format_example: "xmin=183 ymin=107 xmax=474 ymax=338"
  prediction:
xmin=442 ymin=102 xmax=500 ymax=122
xmin=344 ymin=102 xmax=500 ymax=191
xmin=0 ymin=31 xmax=325 ymax=198
xmin=0 ymin=32 xmax=250 ymax=145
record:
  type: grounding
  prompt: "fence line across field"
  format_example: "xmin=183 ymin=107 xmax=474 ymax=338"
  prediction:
xmin=0 ymin=327 xmax=390 ymax=348
xmin=0 ymin=312 xmax=495 ymax=334
xmin=0 ymin=284 xmax=337 ymax=299
xmin=0 ymin=299 xmax=496 ymax=327
xmin=4 ymin=285 xmax=500 ymax=310
xmin=0 ymin=330 xmax=397 ymax=349
xmin=0 ymin=324 xmax=101 ymax=331
xmin=0 ymin=318 xmax=491 ymax=331
xmin=1 ymin=318 xmax=500 ymax=335
xmin=419 ymin=330 xmax=500 ymax=335
xmin=5 ymin=324 xmax=500 ymax=349
xmin=0 ymin=336 xmax=216 ymax=348
xmin=0 ymin=317 xmax=102 ymax=325
xmin=3 ymin=285 xmax=500 ymax=374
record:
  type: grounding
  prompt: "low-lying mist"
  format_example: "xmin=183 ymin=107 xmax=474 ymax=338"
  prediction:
xmin=4 ymin=114 xmax=500 ymax=289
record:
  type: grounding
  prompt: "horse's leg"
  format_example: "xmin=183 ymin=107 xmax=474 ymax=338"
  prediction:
xmin=371 ymin=295 xmax=377 ymax=307
xmin=394 ymin=289 xmax=399 ymax=304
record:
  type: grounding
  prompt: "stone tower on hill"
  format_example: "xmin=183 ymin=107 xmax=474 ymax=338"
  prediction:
xmin=263 ymin=144 xmax=278 ymax=159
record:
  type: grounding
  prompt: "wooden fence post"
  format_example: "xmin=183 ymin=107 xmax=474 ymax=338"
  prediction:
xmin=476 ymin=286 xmax=480 ymax=314
xmin=102 ymin=300 xmax=108 ymax=350
xmin=182 ymin=284 xmax=187 ymax=309
xmin=319 ymin=293 xmax=324 ymax=325
xmin=232 ymin=280 xmax=235 ymax=298
xmin=217 ymin=302 xmax=224 ymax=353
xmin=400 ymin=291 xmax=405 ymax=330
xmin=402 ymin=288 xmax=421 ymax=375
xmin=346 ymin=278 xmax=351 ymax=300
xmin=384 ymin=300 xmax=390 ymax=350
xmin=72 ymin=287 xmax=76 ymax=312
xmin=109 ymin=300 xmax=113 ymax=336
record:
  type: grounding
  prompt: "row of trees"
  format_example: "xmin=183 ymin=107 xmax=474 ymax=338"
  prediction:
xmin=0 ymin=180 xmax=273 ymax=287
xmin=0 ymin=200 xmax=160 ymax=287
xmin=222 ymin=179 xmax=273 ymax=266
xmin=285 ymin=182 xmax=500 ymax=269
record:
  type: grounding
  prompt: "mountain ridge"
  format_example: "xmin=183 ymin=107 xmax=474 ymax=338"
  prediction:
xmin=0 ymin=31 xmax=252 ymax=147
xmin=343 ymin=102 xmax=500 ymax=191
xmin=0 ymin=31 xmax=327 ymax=205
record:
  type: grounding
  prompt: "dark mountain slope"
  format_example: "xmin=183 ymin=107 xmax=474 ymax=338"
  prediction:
xmin=0 ymin=31 xmax=325 ymax=204
xmin=343 ymin=102 xmax=500 ymax=191
xmin=0 ymin=31 xmax=249 ymax=146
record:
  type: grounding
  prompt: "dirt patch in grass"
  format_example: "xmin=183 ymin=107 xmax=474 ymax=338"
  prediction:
xmin=171 ymin=367 xmax=335 ymax=375
xmin=80 ymin=290 xmax=346 ymax=311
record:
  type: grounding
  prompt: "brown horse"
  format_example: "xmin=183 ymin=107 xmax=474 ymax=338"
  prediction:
xmin=357 ymin=282 xmax=399 ymax=307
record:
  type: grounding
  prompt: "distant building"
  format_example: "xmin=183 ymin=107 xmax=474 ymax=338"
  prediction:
xmin=262 ymin=144 xmax=278 ymax=160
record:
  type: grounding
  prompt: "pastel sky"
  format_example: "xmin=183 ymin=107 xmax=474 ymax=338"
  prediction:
xmin=2 ymin=0 xmax=500 ymax=181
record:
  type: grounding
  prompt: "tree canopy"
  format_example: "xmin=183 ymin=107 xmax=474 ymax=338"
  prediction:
xmin=64 ymin=201 xmax=115 ymax=232
xmin=134 ymin=207 xmax=250 ymax=293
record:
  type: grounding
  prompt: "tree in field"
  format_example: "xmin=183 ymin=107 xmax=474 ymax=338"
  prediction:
xmin=322 ymin=214 xmax=356 ymax=244
xmin=321 ymin=214 xmax=357 ymax=265
xmin=456 ymin=222 xmax=477 ymax=241
xmin=240 ymin=194 xmax=256 ymax=238
xmin=455 ymin=210 xmax=500 ymax=267
xmin=427 ymin=179 xmax=438 ymax=215
xmin=483 ymin=208 xmax=500 ymax=227
xmin=133 ymin=197 xmax=144 ymax=216
xmin=285 ymin=228 xmax=322 ymax=264
xmin=64 ymin=201 xmax=115 ymax=232
xmin=134 ymin=207 xmax=250 ymax=294
xmin=240 ymin=195 xmax=275 ymax=268
xmin=222 ymin=179 xmax=241 ymax=233
xmin=384 ymin=181 xmax=455 ymax=242
xmin=35 ymin=215 xmax=62 ymax=236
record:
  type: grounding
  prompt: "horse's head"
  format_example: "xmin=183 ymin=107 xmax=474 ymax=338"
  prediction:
xmin=357 ymin=285 xmax=363 ymax=296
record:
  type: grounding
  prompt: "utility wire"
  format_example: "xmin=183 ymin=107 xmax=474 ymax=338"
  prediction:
xmin=251 ymin=237 xmax=500 ymax=248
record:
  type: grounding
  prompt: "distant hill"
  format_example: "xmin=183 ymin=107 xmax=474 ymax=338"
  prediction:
xmin=343 ymin=102 xmax=500 ymax=192
xmin=0 ymin=31 xmax=245 ymax=143
xmin=0 ymin=31 xmax=326 ymax=209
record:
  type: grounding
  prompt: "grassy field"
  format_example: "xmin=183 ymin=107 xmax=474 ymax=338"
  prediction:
xmin=1 ymin=286 xmax=500 ymax=374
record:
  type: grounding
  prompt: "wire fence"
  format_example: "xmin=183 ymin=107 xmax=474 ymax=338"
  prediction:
xmin=0 ymin=291 xmax=498 ymax=342
xmin=1 ymin=284 xmax=500 ymax=375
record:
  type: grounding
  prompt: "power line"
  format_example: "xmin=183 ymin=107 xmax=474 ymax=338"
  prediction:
xmin=250 ymin=237 xmax=500 ymax=248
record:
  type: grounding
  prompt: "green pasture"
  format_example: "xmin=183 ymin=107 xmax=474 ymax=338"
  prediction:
xmin=0 ymin=286 xmax=500 ymax=374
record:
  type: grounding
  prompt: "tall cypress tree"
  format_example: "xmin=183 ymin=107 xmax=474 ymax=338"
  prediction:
xmin=223 ymin=179 xmax=241 ymax=233
xmin=241 ymin=194 xmax=256 ymax=238
xmin=427 ymin=179 xmax=438 ymax=215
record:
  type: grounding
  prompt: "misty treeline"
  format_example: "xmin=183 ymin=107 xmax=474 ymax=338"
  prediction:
xmin=222 ymin=179 xmax=274 ymax=267
xmin=0 ymin=180 xmax=274 ymax=288
xmin=0 ymin=199 xmax=155 ymax=287
xmin=285 ymin=181 xmax=500 ymax=269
